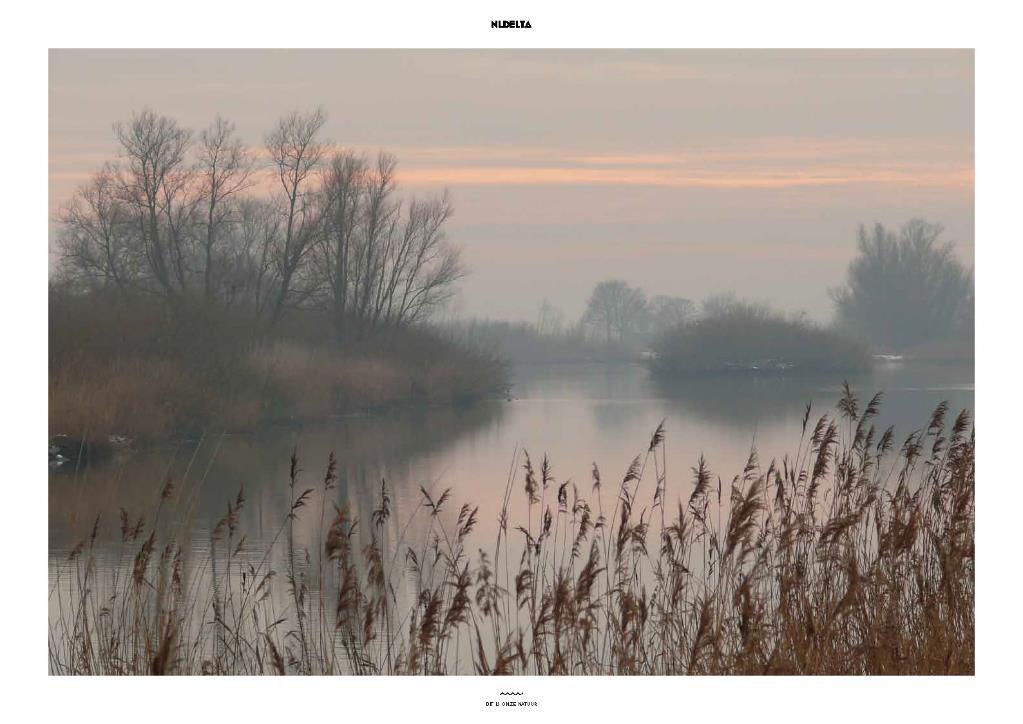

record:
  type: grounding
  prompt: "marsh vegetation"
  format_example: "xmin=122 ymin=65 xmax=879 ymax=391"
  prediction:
xmin=47 ymin=109 xmax=975 ymax=677
xmin=45 ymin=53 xmax=977 ymax=682
xmin=50 ymin=107 xmax=506 ymax=448
xmin=49 ymin=388 xmax=973 ymax=675
xmin=650 ymin=298 xmax=871 ymax=376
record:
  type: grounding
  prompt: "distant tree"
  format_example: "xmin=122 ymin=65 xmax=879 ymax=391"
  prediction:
xmin=700 ymin=292 xmax=738 ymax=318
xmin=830 ymin=220 xmax=974 ymax=350
xmin=582 ymin=280 xmax=649 ymax=343
xmin=648 ymin=295 xmax=695 ymax=333
xmin=701 ymin=292 xmax=772 ymax=321
xmin=536 ymin=298 xmax=564 ymax=335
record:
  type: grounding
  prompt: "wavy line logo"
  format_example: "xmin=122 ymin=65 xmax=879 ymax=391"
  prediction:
xmin=485 ymin=690 xmax=539 ymax=709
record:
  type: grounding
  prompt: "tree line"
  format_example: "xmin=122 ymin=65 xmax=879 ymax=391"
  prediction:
xmin=56 ymin=108 xmax=462 ymax=342
xmin=575 ymin=218 xmax=973 ymax=352
xmin=579 ymin=282 xmax=695 ymax=344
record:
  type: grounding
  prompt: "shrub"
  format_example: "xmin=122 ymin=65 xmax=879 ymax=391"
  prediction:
xmin=651 ymin=300 xmax=871 ymax=376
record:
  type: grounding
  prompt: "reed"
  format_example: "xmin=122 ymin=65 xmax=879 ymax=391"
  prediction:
xmin=48 ymin=287 xmax=506 ymax=443
xmin=48 ymin=386 xmax=974 ymax=675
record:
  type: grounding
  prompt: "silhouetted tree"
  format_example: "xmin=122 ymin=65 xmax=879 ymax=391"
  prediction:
xmin=317 ymin=150 xmax=367 ymax=341
xmin=56 ymin=107 xmax=464 ymax=339
xmin=197 ymin=117 xmax=253 ymax=300
xmin=312 ymin=151 xmax=462 ymax=341
xmin=264 ymin=108 xmax=328 ymax=322
xmin=535 ymin=298 xmax=564 ymax=335
xmin=582 ymin=280 xmax=649 ymax=343
xmin=113 ymin=109 xmax=194 ymax=295
xmin=57 ymin=165 xmax=137 ymax=293
xmin=831 ymin=220 xmax=973 ymax=350
xmin=648 ymin=295 xmax=695 ymax=334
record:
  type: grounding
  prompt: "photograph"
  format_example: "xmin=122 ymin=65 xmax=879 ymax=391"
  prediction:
xmin=8 ymin=2 xmax=1021 ymax=721
xmin=46 ymin=47 xmax=975 ymax=677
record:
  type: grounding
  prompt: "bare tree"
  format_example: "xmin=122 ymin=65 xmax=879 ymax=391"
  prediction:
xmin=57 ymin=165 xmax=137 ymax=293
xmin=582 ymin=279 xmax=649 ymax=343
xmin=161 ymin=162 xmax=201 ymax=292
xmin=55 ymin=106 xmax=467 ymax=341
xmin=113 ymin=109 xmax=192 ymax=295
xmin=383 ymin=191 xmax=462 ymax=326
xmin=313 ymin=152 xmax=462 ymax=340
xmin=349 ymin=152 xmax=399 ymax=330
xmin=317 ymin=150 xmax=368 ymax=340
xmin=649 ymin=294 xmax=695 ymax=334
xmin=701 ymin=292 xmax=742 ymax=318
xmin=265 ymin=108 xmax=328 ymax=322
xmin=197 ymin=117 xmax=253 ymax=300
xmin=536 ymin=298 xmax=564 ymax=335
xmin=208 ymin=197 xmax=278 ymax=311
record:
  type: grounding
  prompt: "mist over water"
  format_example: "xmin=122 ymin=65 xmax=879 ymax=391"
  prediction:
xmin=46 ymin=49 xmax=975 ymax=676
xmin=50 ymin=360 xmax=973 ymax=564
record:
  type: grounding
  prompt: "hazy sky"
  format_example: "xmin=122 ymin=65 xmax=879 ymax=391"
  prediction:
xmin=49 ymin=49 xmax=973 ymax=322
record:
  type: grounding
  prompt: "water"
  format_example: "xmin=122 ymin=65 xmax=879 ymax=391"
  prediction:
xmin=49 ymin=359 xmax=973 ymax=566
xmin=48 ymin=360 xmax=973 ymax=670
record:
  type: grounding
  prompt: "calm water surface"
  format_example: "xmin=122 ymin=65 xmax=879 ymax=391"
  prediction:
xmin=49 ymin=360 xmax=974 ymax=575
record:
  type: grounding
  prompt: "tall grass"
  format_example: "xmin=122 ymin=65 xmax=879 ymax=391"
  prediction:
xmin=49 ymin=387 xmax=973 ymax=675
xmin=49 ymin=287 xmax=506 ymax=443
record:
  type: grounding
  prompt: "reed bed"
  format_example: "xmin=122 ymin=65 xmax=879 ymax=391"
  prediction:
xmin=49 ymin=287 xmax=506 ymax=442
xmin=48 ymin=386 xmax=974 ymax=675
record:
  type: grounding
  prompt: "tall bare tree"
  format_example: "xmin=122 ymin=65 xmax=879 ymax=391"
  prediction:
xmin=265 ymin=108 xmax=328 ymax=322
xmin=113 ymin=109 xmax=192 ymax=295
xmin=314 ymin=152 xmax=462 ymax=340
xmin=318 ymin=150 xmax=368 ymax=340
xmin=382 ymin=191 xmax=461 ymax=326
xmin=56 ymin=106 xmax=466 ymax=339
xmin=197 ymin=117 xmax=253 ymax=300
xmin=231 ymin=198 xmax=281 ymax=314
xmin=349 ymin=152 xmax=399 ymax=330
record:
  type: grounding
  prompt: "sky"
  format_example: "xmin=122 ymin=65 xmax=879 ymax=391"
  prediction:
xmin=48 ymin=49 xmax=974 ymax=322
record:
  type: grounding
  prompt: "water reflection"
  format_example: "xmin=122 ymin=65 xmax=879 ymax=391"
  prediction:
xmin=49 ymin=401 xmax=506 ymax=551
xmin=50 ymin=360 xmax=973 ymax=565
xmin=651 ymin=360 xmax=974 ymax=434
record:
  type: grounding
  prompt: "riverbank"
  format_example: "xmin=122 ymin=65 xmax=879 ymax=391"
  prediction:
xmin=49 ymin=288 xmax=506 ymax=448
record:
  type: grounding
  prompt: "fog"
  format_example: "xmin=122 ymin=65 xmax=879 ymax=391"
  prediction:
xmin=49 ymin=49 xmax=973 ymax=323
xmin=48 ymin=50 xmax=976 ymax=676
